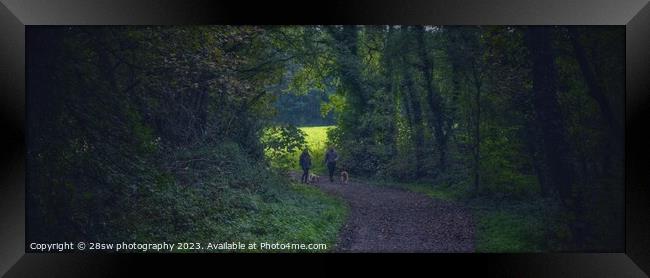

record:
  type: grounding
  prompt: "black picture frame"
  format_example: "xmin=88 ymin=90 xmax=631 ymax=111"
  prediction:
xmin=1 ymin=0 xmax=649 ymax=276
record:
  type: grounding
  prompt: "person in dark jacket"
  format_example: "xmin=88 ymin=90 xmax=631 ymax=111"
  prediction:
xmin=324 ymin=147 xmax=338 ymax=182
xmin=299 ymin=149 xmax=312 ymax=184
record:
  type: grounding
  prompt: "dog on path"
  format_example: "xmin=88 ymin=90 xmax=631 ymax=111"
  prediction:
xmin=309 ymin=173 xmax=320 ymax=184
xmin=340 ymin=170 xmax=349 ymax=185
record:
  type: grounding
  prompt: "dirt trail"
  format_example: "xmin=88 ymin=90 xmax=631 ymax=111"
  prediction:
xmin=310 ymin=176 xmax=475 ymax=252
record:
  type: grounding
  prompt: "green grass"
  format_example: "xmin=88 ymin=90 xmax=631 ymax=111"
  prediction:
xmin=162 ymin=179 xmax=347 ymax=253
xmin=299 ymin=126 xmax=332 ymax=148
xmin=473 ymin=208 xmax=544 ymax=252
xmin=220 ymin=182 xmax=348 ymax=253
xmin=228 ymin=125 xmax=344 ymax=252
xmin=469 ymin=195 xmax=554 ymax=252
xmin=125 ymin=141 xmax=347 ymax=253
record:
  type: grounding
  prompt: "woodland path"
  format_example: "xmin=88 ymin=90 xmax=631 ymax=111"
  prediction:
xmin=311 ymin=175 xmax=476 ymax=252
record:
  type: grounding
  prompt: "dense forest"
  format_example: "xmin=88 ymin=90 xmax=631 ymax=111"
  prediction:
xmin=27 ymin=26 xmax=623 ymax=252
xmin=271 ymin=69 xmax=336 ymax=126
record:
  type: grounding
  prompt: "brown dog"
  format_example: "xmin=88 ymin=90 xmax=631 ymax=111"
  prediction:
xmin=340 ymin=171 xmax=349 ymax=184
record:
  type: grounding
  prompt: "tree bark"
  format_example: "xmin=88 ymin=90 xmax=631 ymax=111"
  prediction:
xmin=382 ymin=26 xmax=399 ymax=158
xmin=527 ymin=27 xmax=587 ymax=250
xmin=403 ymin=65 xmax=426 ymax=178
xmin=567 ymin=27 xmax=621 ymax=136
xmin=415 ymin=26 xmax=448 ymax=171
xmin=326 ymin=25 xmax=370 ymax=138
xmin=567 ymin=27 xmax=622 ymax=173
xmin=471 ymin=61 xmax=481 ymax=195
xmin=525 ymin=27 xmax=575 ymax=203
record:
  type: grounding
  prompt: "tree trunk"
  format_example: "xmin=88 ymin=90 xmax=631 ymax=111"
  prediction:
xmin=442 ymin=27 xmax=464 ymax=170
xmin=567 ymin=27 xmax=620 ymax=137
xmin=471 ymin=62 xmax=481 ymax=195
xmin=327 ymin=25 xmax=370 ymax=138
xmin=567 ymin=27 xmax=622 ymax=173
xmin=403 ymin=66 xmax=426 ymax=178
xmin=415 ymin=26 xmax=448 ymax=171
xmin=527 ymin=26 xmax=583 ymax=249
xmin=525 ymin=26 xmax=574 ymax=203
xmin=382 ymin=26 xmax=399 ymax=158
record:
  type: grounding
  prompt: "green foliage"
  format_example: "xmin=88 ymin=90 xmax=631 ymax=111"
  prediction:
xmin=28 ymin=25 xmax=624 ymax=253
xmin=475 ymin=210 xmax=544 ymax=252
xmin=226 ymin=183 xmax=347 ymax=252
xmin=321 ymin=93 xmax=346 ymax=120
xmin=261 ymin=125 xmax=307 ymax=170
xmin=263 ymin=125 xmax=334 ymax=175
xmin=273 ymin=88 xmax=336 ymax=126
xmin=470 ymin=196 xmax=574 ymax=252
xmin=479 ymin=126 xmax=540 ymax=198
xmin=298 ymin=126 xmax=334 ymax=174
xmin=127 ymin=142 xmax=346 ymax=251
xmin=27 ymin=26 xmax=346 ymax=250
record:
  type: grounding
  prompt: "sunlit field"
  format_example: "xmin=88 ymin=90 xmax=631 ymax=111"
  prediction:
xmin=295 ymin=126 xmax=335 ymax=175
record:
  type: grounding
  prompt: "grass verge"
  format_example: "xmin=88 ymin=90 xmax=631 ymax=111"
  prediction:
xmin=237 ymin=181 xmax=348 ymax=253
xmin=127 ymin=142 xmax=347 ymax=253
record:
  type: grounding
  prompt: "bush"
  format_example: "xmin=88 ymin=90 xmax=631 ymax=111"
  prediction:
xmin=263 ymin=125 xmax=334 ymax=175
xmin=261 ymin=125 xmax=307 ymax=171
xmin=128 ymin=141 xmax=346 ymax=251
xmin=29 ymin=138 xmax=347 ymax=252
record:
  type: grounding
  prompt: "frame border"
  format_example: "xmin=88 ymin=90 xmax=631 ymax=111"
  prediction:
xmin=1 ymin=0 xmax=649 ymax=276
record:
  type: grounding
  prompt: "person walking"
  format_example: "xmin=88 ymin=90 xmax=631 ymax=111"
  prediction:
xmin=324 ymin=147 xmax=339 ymax=182
xmin=299 ymin=149 xmax=312 ymax=184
